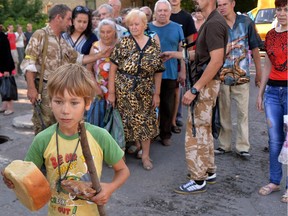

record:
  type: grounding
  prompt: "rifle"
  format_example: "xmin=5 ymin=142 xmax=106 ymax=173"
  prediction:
xmin=34 ymin=99 xmax=46 ymax=131
xmin=181 ymin=39 xmax=197 ymax=137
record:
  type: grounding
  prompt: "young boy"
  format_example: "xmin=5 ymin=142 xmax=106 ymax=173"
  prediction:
xmin=2 ymin=64 xmax=130 ymax=215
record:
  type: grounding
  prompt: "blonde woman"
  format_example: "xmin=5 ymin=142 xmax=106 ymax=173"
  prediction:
xmin=108 ymin=10 xmax=165 ymax=170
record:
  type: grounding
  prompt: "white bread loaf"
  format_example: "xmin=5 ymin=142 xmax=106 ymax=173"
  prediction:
xmin=4 ymin=160 xmax=51 ymax=211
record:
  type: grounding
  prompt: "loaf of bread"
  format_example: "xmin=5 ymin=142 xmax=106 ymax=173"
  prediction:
xmin=4 ymin=160 xmax=51 ymax=211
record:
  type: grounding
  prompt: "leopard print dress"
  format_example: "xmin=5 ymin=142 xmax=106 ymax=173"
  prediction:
xmin=110 ymin=36 xmax=165 ymax=142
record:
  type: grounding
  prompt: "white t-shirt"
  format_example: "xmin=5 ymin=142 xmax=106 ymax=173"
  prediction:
xmin=15 ymin=32 xmax=25 ymax=48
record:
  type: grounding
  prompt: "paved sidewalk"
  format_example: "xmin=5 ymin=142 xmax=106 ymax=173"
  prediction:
xmin=0 ymin=75 xmax=287 ymax=216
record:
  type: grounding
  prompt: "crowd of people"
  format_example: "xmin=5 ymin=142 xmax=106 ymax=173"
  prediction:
xmin=0 ymin=0 xmax=287 ymax=214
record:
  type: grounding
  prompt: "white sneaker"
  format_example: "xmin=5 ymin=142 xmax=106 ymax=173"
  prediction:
xmin=174 ymin=180 xmax=206 ymax=194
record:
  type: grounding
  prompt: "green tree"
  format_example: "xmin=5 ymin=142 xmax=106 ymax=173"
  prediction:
xmin=180 ymin=0 xmax=258 ymax=13
xmin=0 ymin=0 xmax=47 ymax=30
xmin=234 ymin=0 xmax=258 ymax=13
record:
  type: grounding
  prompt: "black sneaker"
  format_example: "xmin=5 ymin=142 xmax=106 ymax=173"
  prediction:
xmin=214 ymin=147 xmax=228 ymax=154
xmin=174 ymin=180 xmax=206 ymax=194
xmin=187 ymin=173 xmax=216 ymax=184
xmin=237 ymin=151 xmax=251 ymax=157
xmin=176 ymin=120 xmax=183 ymax=127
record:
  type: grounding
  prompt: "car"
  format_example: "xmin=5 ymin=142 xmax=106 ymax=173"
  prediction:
xmin=254 ymin=8 xmax=276 ymax=43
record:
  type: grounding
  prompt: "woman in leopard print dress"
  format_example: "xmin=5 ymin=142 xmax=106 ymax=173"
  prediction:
xmin=108 ymin=9 xmax=165 ymax=170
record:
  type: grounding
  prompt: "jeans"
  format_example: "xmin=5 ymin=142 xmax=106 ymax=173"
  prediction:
xmin=264 ymin=85 xmax=287 ymax=187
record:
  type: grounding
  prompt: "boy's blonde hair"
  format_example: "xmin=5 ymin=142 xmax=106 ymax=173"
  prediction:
xmin=47 ymin=64 xmax=96 ymax=105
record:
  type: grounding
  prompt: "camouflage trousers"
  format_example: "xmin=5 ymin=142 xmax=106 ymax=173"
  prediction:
xmin=32 ymin=85 xmax=56 ymax=135
xmin=185 ymin=79 xmax=220 ymax=181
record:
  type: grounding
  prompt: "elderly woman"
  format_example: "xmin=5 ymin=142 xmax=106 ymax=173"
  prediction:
xmin=86 ymin=19 xmax=118 ymax=127
xmin=62 ymin=5 xmax=98 ymax=55
xmin=257 ymin=0 xmax=287 ymax=203
xmin=108 ymin=9 xmax=165 ymax=170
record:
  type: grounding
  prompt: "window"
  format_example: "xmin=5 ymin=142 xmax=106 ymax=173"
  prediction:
xmin=255 ymin=9 xmax=276 ymax=24
xmin=86 ymin=0 xmax=96 ymax=10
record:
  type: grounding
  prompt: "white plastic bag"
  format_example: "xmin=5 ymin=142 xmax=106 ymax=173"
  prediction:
xmin=278 ymin=115 xmax=288 ymax=164
xmin=278 ymin=140 xmax=288 ymax=164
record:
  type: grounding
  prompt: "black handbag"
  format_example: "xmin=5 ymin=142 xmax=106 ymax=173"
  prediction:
xmin=0 ymin=76 xmax=18 ymax=101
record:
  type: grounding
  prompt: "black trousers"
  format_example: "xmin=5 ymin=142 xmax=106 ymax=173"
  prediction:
xmin=159 ymin=79 xmax=177 ymax=140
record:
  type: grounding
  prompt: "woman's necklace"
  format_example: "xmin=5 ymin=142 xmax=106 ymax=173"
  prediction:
xmin=56 ymin=124 xmax=81 ymax=193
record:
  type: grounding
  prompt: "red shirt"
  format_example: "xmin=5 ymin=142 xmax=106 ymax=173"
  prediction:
xmin=7 ymin=32 xmax=16 ymax=50
xmin=265 ymin=29 xmax=287 ymax=81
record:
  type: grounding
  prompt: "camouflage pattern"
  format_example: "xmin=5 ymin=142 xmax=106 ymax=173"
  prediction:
xmin=32 ymin=83 xmax=56 ymax=135
xmin=185 ymin=80 xmax=220 ymax=181
xmin=20 ymin=25 xmax=81 ymax=134
xmin=20 ymin=25 xmax=80 ymax=81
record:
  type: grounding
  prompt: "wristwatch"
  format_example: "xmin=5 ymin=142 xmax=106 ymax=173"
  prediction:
xmin=190 ymin=87 xmax=199 ymax=95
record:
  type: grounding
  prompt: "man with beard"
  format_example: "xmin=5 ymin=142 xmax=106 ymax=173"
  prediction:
xmin=21 ymin=4 xmax=112 ymax=135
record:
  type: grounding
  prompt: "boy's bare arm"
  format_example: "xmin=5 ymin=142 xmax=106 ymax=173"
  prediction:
xmin=90 ymin=159 xmax=130 ymax=205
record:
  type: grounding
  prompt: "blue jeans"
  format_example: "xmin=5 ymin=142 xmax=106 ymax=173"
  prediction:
xmin=264 ymin=85 xmax=287 ymax=187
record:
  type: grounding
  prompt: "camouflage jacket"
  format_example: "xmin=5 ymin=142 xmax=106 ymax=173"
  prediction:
xmin=20 ymin=25 xmax=83 ymax=81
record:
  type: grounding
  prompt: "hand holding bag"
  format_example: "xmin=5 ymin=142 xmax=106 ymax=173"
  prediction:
xmin=103 ymin=105 xmax=125 ymax=149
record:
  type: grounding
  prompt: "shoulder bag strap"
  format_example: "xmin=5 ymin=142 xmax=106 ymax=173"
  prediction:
xmin=38 ymin=29 xmax=48 ymax=100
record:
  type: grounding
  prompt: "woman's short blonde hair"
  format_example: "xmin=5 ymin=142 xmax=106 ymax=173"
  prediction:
xmin=125 ymin=9 xmax=147 ymax=27
xmin=47 ymin=64 xmax=96 ymax=105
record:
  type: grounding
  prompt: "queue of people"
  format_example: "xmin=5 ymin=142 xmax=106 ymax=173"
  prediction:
xmin=1 ymin=1 xmax=287 ymax=214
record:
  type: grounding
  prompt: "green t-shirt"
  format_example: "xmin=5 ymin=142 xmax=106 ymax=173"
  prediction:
xmin=25 ymin=122 xmax=124 ymax=216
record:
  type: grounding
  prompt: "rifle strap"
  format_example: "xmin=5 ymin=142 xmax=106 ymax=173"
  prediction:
xmin=38 ymin=29 xmax=48 ymax=100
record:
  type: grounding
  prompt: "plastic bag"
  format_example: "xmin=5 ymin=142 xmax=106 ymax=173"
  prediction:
xmin=86 ymin=97 xmax=106 ymax=127
xmin=278 ymin=115 xmax=288 ymax=164
xmin=0 ymin=76 xmax=18 ymax=101
xmin=103 ymin=105 xmax=125 ymax=149
xmin=278 ymin=139 xmax=288 ymax=164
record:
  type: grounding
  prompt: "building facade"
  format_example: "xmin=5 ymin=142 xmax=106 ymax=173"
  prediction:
xmin=42 ymin=0 xmax=154 ymax=13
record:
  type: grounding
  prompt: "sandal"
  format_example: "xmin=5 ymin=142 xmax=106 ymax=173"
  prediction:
xmin=3 ymin=110 xmax=14 ymax=116
xmin=171 ymin=125 xmax=181 ymax=134
xmin=259 ymin=183 xmax=280 ymax=196
xmin=127 ymin=145 xmax=140 ymax=154
xmin=142 ymin=157 xmax=153 ymax=171
xmin=281 ymin=190 xmax=288 ymax=203
xmin=137 ymin=150 xmax=142 ymax=159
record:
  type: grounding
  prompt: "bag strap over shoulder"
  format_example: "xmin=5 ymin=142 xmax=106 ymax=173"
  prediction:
xmin=38 ymin=29 xmax=48 ymax=100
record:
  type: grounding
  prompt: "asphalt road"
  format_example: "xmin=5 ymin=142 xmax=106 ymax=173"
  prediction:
xmin=0 ymin=58 xmax=287 ymax=215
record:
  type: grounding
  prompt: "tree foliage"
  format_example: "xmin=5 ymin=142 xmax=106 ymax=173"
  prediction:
xmin=234 ymin=0 xmax=258 ymax=13
xmin=0 ymin=0 xmax=47 ymax=30
xmin=180 ymin=0 xmax=258 ymax=13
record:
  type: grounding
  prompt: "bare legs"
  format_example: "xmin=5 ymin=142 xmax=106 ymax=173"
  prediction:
xmin=141 ymin=139 xmax=153 ymax=170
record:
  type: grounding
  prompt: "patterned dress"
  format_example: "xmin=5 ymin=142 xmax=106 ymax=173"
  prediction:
xmin=92 ymin=41 xmax=111 ymax=101
xmin=110 ymin=36 xmax=165 ymax=142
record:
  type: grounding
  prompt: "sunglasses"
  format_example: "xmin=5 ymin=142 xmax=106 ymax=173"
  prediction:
xmin=75 ymin=6 xmax=90 ymax=13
